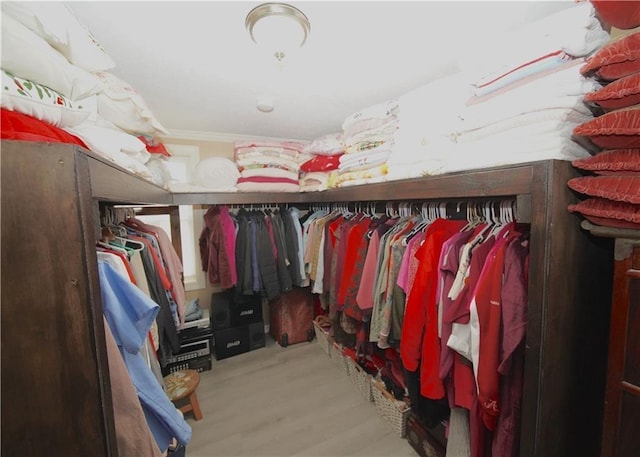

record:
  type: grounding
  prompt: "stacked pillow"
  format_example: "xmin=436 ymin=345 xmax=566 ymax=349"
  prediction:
xmin=569 ymin=33 xmax=640 ymax=230
xmin=333 ymin=99 xmax=399 ymax=188
xmin=299 ymin=132 xmax=345 ymax=191
xmin=0 ymin=3 xmax=170 ymax=185
xmin=234 ymin=141 xmax=309 ymax=192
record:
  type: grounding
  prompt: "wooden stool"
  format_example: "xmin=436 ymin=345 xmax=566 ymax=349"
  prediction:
xmin=163 ymin=369 xmax=203 ymax=421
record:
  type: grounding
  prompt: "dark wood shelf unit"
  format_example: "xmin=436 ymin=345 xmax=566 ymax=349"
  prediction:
xmin=582 ymin=221 xmax=640 ymax=457
xmin=173 ymin=163 xmax=534 ymax=206
xmin=1 ymin=141 xmax=613 ymax=457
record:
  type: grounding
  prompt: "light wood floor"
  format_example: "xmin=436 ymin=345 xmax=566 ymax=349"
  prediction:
xmin=185 ymin=335 xmax=418 ymax=457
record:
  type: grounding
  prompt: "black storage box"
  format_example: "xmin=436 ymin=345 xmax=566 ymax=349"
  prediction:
xmin=211 ymin=290 xmax=263 ymax=330
xmin=213 ymin=321 xmax=265 ymax=360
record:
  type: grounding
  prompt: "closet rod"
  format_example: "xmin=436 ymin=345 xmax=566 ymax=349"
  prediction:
xmin=205 ymin=196 xmax=532 ymax=224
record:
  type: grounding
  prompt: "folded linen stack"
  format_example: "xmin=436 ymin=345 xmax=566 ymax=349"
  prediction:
xmin=568 ymin=32 xmax=640 ymax=230
xmin=331 ymin=99 xmax=399 ymax=188
xmin=0 ymin=3 xmax=171 ymax=186
xmin=388 ymin=1 xmax=610 ymax=180
xmin=234 ymin=140 xmax=309 ymax=192
xmin=299 ymin=132 xmax=344 ymax=192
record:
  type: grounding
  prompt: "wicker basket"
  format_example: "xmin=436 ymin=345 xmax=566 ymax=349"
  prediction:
xmin=312 ymin=320 xmax=331 ymax=357
xmin=371 ymin=378 xmax=411 ymax=437
xmin=346 ymin=357 xmax=374 ymax=402
xmin=330 ymin=342 xmax=350 ymax=376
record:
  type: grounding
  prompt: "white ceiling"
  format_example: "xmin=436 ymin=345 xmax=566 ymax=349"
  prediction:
xmin=67 ymin=1 xmax=577 ymax=141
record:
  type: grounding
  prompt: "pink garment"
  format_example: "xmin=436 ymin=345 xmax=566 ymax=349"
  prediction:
xmin=219 ymin=206 xmax=238 ymax=287
xmin=356 ymin=227 xmax=380 ymax=310
xmin=405 ymin=231 xmax=426 ymax=296
xmin=146 ymin=223 xmax=186 ymax=327
xmin=395 ymin=233 xmax=416 ymax=293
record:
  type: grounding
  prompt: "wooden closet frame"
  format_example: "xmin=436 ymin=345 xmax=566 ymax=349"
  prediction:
xmin=1 ymin=141 xmax=614 ymax=457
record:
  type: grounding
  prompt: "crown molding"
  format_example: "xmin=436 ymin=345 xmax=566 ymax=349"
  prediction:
xmin=160 ymin=129 xmax=307 ymax=144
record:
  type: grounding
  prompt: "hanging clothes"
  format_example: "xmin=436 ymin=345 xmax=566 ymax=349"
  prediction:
xmin=287 ymin=207 xmax=308 ymax=287
xmin=98 ymin=261 xmax=191 ymax=453
xmin=219 ymin=206 xmax=305 ymax=301
xmin=268 ymin=210 xmax=294 ymax=293
xmin=490 ymin=233 xmax=529 ymax=457
xmin=103 ymin=316 xmax=163 ymax=457
xmin=199 ymin=206 xmax=237 ymax=290
xmin=296 ymin=199 xmax=529 ymax=457
xmin=128 ymin=233 xmax=181 ymax=367
xmin=131 ymin=218 xmax=187 ymax=327
xmin=374 ymin=216 xmax=417 ymax=348
xmin=97 ymin=242 xmax=161 ymax=362
xmin=400 ymin=217 xmax=467 ymax=400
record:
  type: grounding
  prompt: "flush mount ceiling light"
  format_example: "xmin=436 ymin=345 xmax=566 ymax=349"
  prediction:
xmin=245 ymin=2 xmax=310 ymax=62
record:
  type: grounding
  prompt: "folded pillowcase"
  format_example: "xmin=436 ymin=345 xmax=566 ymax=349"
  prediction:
xmin=568 ymin=176 xmax=640 ymax=204
xmin=239 ymin=166 xmax=298 ymax=181
xmin=236 ymin=176 xmax=300 ymax=193
xmin=1 ymin=2 xmax=115 ymax=72
xmin=95 ymin=71 xmax=168 ymax=136
xmin=580 ymin=32 xmax=640 ymax=81
xmin=573 ymin=105 xmax=640 ymax=149
xmin=572 ymin=148 xmax=640 ymax=175
xmin=1 ymin=14 xmax=103 ymax=100
xmin=300 ymin=153 xmax=343 ymax=173
xmin=458 ymin=2 xmax=607 ymax=81
xmin=583 ymin=73 xmax=640 ymax=111
xmin=342 ymin=99 xmax=399 ymax=132
xmin=234 ymin=141 xmax=307 ymax=165
xmin=0 ymin=107 xmax=87 ymax=147
xmin=302 ymin=132 xmax=344 ymax=156
xmin=299 ymin=171 xmax=331 ymax=192
xmin=343 ymin=117 xmax=398 ymax=141
xmin=234 ymin=140 xmax=307 ymax=153
xmin=1 ymin=70 xmax=96 ymax=128
xmin=473 ymin=50 xmax=573 ymax=97
xmin=568 ymin=197 xmax=640 ymax=229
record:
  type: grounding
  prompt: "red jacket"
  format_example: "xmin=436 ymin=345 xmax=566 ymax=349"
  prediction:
xmin=400 ymin=218 xmax=466 ymax=399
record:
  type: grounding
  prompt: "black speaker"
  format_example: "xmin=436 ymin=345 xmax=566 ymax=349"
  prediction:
xmin=232 ymin=294 xmax=263 ymax=327
xmin=211 ymin=290 xmax=263 ymax=330
xmin=213 ymin=326 xmax=251 ymax=360
xmin=248 ymin=321 xmax=266 ymax=350
xmin=210 ymin=292 xmax=231 ymax=330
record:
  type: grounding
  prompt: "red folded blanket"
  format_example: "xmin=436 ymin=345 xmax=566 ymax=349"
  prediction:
xmin=1 ymin=108 xmax=87 ymax=147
